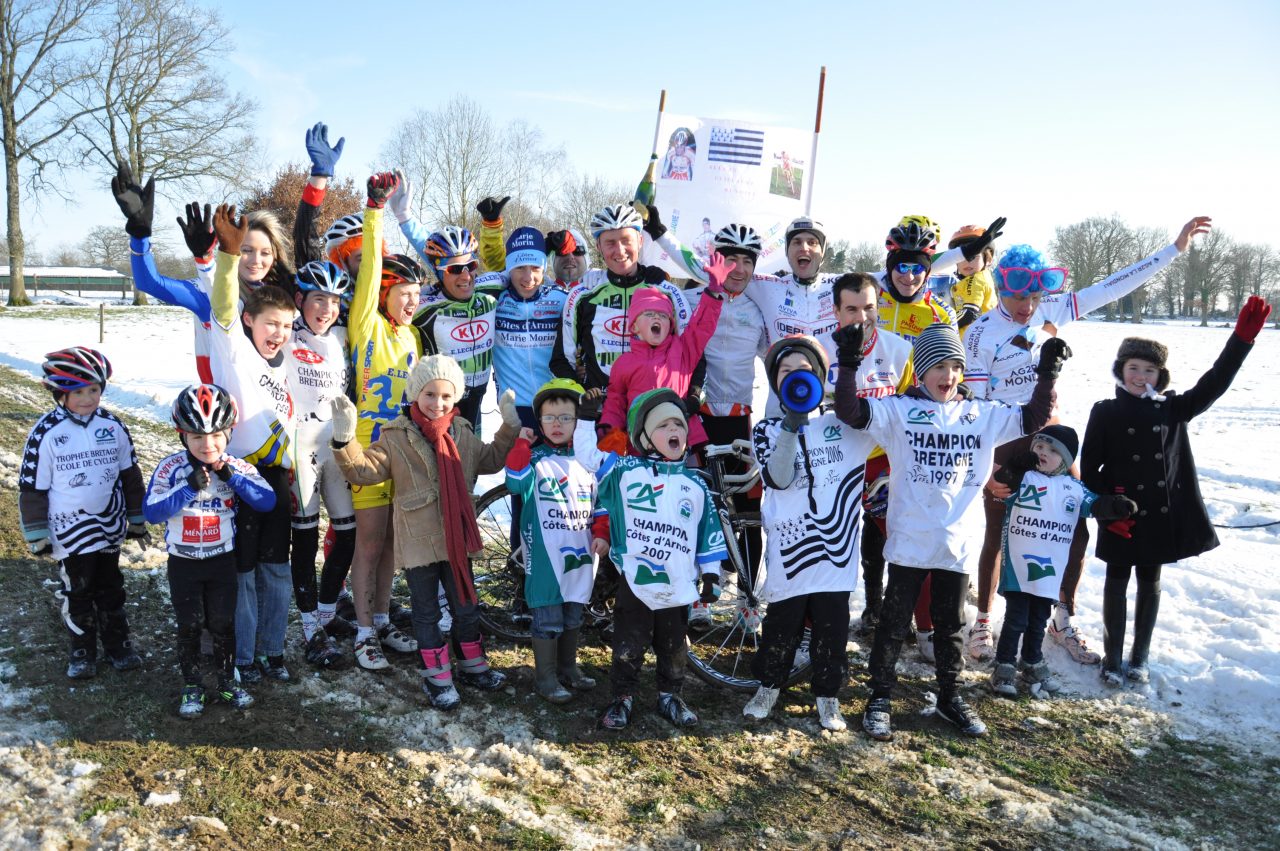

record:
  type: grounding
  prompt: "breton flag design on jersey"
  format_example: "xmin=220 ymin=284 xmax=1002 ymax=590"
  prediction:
xmin=708 ymin=127 xmax=765 ymax=166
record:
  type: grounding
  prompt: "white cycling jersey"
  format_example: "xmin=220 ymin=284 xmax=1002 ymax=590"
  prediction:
xmin=685 ymin=286 xmax=767 ymax=415
xmin=286 ymin=318 xmax=355 ymax=528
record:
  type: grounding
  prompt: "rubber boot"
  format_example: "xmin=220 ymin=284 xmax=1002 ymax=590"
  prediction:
xmin=532 ymin=638 xmax=572 ymax=704
xmin=556 ymin=628 xmax=596 ymax=690
xmin=1128 ymin=579 xmax=1161 ymax=680
xmin=1101 ymin=585 xmax=1127 ymax=682
xmin=420 ymin=646 xmax=460 ymax=710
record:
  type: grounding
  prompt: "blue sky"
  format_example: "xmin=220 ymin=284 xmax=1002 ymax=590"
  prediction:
xmin=20 ymin=0 xmax=1280 ymax=258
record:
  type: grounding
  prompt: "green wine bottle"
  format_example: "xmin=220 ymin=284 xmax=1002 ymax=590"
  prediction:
xmin=633 ymin=154 xmax=658 ymax=216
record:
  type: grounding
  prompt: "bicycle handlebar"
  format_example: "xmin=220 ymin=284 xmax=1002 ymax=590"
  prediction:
xmin=703 ymin=440 xmax=760 ymax=493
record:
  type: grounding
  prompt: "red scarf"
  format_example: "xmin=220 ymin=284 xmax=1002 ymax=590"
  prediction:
xmin=410 ymin=405 xmax=480 ymax=605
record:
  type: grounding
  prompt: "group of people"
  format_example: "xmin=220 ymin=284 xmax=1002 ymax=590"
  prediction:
xmin=17 ymin=121 xmax=1270 ymax=738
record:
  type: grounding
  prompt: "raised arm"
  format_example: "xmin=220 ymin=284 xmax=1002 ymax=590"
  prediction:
xmin=210 ymin=205 xmax=249 ymax=329
xmin=1018 ymin=338 xmax=1066 ymax=435
xmin=1170 ymin=296 xmax=1268 ymax=422
xmin=475 ymin=196 xmax=510 ymax=272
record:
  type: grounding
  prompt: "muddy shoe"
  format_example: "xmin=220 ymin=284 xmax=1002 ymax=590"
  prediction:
xmin=1020 ymin=661 xmax=1063 ymax=696
xmin=178 ymin=684 xmax=206 ymax=719
xmin=743 ymin=685 xmax=780 ymax=721
xmin=816 ymin=697 xmax=846 ymax=732
xmin=862 ymin=696 xmax=893 ymax=742
xmin=936 ymin=693 xmax=987 ymax=737
xmin=323 ymin=615 xmax=357 ymax=640
xmin=256 ymin=655 xmax=290 ymax=682
xmin=600 ymin=696 xmax=633 ymax=730
xmin=216 ymin=680 xmax=254 ymax=709
xmin=66 ymin=649 xmax=97 ymax=680
xmin=657 ymin=692 xmax=698 ymax=728
xmin=989 ymin=662 xmax=1019 ymax=697
xmin=104 ymin=640 xmax=142 ymax=672
xmin=354 ymin=637 xmax=389 ymax=672
xmin=377 ymin=623 xmax=418 ymax=654
xmin=304 ymin=631 xmax=343 ymax=669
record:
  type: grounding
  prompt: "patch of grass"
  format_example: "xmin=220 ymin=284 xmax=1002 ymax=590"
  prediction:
xmin=78 ymin=796 xmax=129 ymax=822
xmin=503 ymin=826 xmax=565 ymax=850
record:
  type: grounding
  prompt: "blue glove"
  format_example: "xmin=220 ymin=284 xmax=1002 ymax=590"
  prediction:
xmin=305 ymin=122 xmax=345 ymax=178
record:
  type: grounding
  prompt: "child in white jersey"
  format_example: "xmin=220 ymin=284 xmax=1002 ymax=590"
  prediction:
xmin=145 ymin=385 xmax=277 ymax=717
xmin=833 ymin=321 xmax=1069 ymax=741
xmin=988 ymin=426 xmax=1136 ymax=698
xmin=19 ymin=347 xmax=147 ymax=680
xmin=505 ymin=378 xmax=600 ymax=704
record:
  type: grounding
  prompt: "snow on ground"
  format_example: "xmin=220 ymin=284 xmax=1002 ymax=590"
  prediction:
xmin=0 ymin=305 xmax=1276 ymax=756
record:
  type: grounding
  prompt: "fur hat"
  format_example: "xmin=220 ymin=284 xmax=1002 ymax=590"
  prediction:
xmin=763 ymin=335 xmax=830 ymax=394
xmin=1033 ymin=424 xmax=1079 ymax=473
xmin=407 ymin=355 xmax=466 ymax=402
xmin=912 ymin=322 xmax=966 ymax=376
xmin=1113 ymin=337 xmax=1170 ymax=391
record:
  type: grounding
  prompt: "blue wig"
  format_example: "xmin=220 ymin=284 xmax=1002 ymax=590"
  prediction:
xmin=994 ymin=243 xmax=1049 ymax=275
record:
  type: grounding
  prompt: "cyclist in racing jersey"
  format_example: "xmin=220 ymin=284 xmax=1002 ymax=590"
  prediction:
xmin=549 ymin=204 xmax=691 ymax=409
xmin=344 ymin=173 xmax=425 ymax=671
xmin=544 ymin=228 xmax=590 ymax=290
xmin=403 ymin=224 xmax=498 ymax=432
xmin=963 ymin=216 xmax=1210 ymax=665
xmin=287 ymin=260 xmax=356 ymax=669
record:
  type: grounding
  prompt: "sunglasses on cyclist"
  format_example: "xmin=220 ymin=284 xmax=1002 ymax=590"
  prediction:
xmin=894 ymin=262 xmax=927 ymax=276
xmin=539 ymin=414 xmax=576 ymax=425
xmin=571 ymin=246 xmax=587 ymax=256
xmin=998 ymin=267 xmax=1068 ymax=295
xmin=444 ymin=261 xmax=479 ymax=276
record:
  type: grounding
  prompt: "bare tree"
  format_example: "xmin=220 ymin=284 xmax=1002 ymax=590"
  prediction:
xmin=1183 ymin=229 xmax=1233 ymax=326
xmin=820 ymin=238 xmax=850 ymax=273
xmin=79 ymin=222 xmax=128 ymax=269
xmin=1049 ymin=215 xmax=1135 ymax=320
xmin=1123 ymin=225 xmax=1169 ymax=322
xmin=847 ymin=241 xmax=882 ymax=274
xmin=69 ymin=0 xmax=260 ymax=196
xmin=1227 ymin=243 xmax=1278 ymax=315
xmin=1 ymin=0 xmax=104 ymax=305
xmin=552 ymin=172 xmax=630 ymax=269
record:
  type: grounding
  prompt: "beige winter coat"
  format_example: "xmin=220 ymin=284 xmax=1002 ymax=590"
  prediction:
xmin=334 ymin=414 xmax=518 ymax=571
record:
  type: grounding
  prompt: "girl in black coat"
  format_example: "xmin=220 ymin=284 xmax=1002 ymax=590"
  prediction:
xmin=1081 ymin=296 xmax=1271 ymax=686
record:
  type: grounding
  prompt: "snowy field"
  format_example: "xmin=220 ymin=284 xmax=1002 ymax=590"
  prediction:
xmin=0 ymin=300 xmax=1276 ymax=757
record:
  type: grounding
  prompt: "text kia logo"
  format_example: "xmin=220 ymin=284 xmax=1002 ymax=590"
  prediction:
xmin=604 ymin=316 xmax=630 ymax=337
xmin=450 ymin=320 xmax=490 ymax=342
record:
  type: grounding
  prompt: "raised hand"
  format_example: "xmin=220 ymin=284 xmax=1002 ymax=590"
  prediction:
xmin=211 ymin=204 xmax=248 ymax=252
xmin=111 ymin=162 xmax=155 ymax=239
xmin=1174 ymin=216 xmax=1212 ymax=253
xmin=387 ymin=168 xmax=415 ymax=224
xmin=641 ymin=203 xmax=667 ymax=240
xmin=832 ymin=323 xmax=866 ymax=369
xmin=366 ymin=172 xmax=399 ymax=210
xmin=305 ymin=122 xmax=345 ymax=178
xmin=330 ymin=396 xmax=357 ymax=445
xmin=545 ymin=230 xmax=576 ymax=256
xmin=960 ymin=216 xmax=1006 ymax=261
xmin=1035 ymin=337 xmax=1072 ymax=379
xmin=476 ymin=195 xmax=510 ymax=224
xmin=1233 ymin=294 xmax=1271 ymax=343
xmin=703 ymin=250 xmax=732 ymax=293
xmin=176 ymin=202 xmax=216 ymax=258
xmin=499 ymin=389 xmax=521 ymax=428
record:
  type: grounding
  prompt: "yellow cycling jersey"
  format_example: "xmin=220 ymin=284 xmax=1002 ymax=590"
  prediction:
xmin=348 ymin=208 xmax=422 ymax=446
xmin=951 ymin=269 xmax=997 ymax=318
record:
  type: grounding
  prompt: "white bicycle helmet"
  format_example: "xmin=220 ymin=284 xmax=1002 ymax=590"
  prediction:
xmin=323 ymin=212 xmax=364 ymax=255
xmin=785 ymin=216 xmax=826 ymax=251
xmin=712 ymin=223 xmax=763 ymax=258
xmin=589 ymin=203 xmax=644 ymax=238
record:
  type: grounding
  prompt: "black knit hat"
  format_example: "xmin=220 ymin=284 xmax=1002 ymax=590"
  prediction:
xmin=1033 ymin=424 xmax=1079 ymax=469
xmin=1113 ymin=337 xmax=1171 ymax=391
xmin=763 ymin=335 xmax=830 ymax=394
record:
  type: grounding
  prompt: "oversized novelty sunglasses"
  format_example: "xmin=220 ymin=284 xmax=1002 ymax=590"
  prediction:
xmin=998 ymin=267 xmax=1068 ymax=295
xmin=894 ymin=262 xmax=927 ymax=275
xmin=444 ymin=261 xmax=479 ymax=275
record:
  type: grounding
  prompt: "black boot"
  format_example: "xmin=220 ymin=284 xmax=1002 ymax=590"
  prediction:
xmin=1101 ymin=585 xmax=1127 ymax=686
xmin=99 ymin=608 xmax=141 ymax=671
xmin=1128 ymin=579 xmax=1161 ymax=682
xmin=556 ymin=628 xmax=596 ymax=690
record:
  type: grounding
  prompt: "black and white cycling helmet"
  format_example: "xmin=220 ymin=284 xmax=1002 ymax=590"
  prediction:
xmin=785 ymin=216 xmax=826 ymax=251
xmin=324 ymin=212 xmax=364 ymax=255
xmin=885 ymin=221 xmax=939 ymax=254
xmin=295 ymin=260 xmax=352 ymax=301
xmin=41 ymin=347 xmax=112 ymax=393
xmin=589 ymin=203 xmax=644 ymax=239
xmin=712 ymin=223 xmax=763 ymax=259
xmin=172 ymin=384 xmax=238 ymax=434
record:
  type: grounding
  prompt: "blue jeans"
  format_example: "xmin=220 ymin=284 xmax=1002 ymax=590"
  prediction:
xmin=235 ymin=561 xmax=291 ymax=664
xmin=996 ymin=591 xmax=1054 ymax=666
xmin=405 ymin=561 xmax=480 ymax=650
xmin=530 ymin=602 xmax=585 ymax=640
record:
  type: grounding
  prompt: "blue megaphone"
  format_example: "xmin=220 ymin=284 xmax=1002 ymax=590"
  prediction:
xmin=779 ymin=370 xmax=823 ymax=414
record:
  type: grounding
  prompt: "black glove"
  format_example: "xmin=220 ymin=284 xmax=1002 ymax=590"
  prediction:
xmin=545 ymin=230 xmax=570 ymax=255
xmin=111 ymin=162 xmax=154 ymax=240
xmin=960 ymin=216 xmax=1006 ymax=261
xmin=782 ymin=408 xmax=808 ymax=433
xmin=186 ymin=455 xmax=209 ymax=492
xmin=956 ymin=306 xmax=979 ymax=330
xmin=641 ymin=203 xmax=667 ymax=240
xmin=176 ymin=202 xmax=216 ymax=258
xmin=994 ymin=450 xmax=1039 ymax=487
xmin=832 ymin=323 xmax=866 ymax=370
xmin=699 ymin=574 xmax=720 ymax=605
xmin=213 ymin=461 xmax=234 ymax=482
xmin=125 ymin=521 xmax=150 ymax=541
xmin=1035 ymin=337 xmax=1072 ymax=379
xmin=1092 ymin=494 xmax=1138 ymax=522
xmin=476 ymin=195 xmax=510 ymax=224
xmin=577 ymin=388 xmax=604 ymax=422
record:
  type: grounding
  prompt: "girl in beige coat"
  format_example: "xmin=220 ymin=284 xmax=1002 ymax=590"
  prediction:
xmin=332 ymin=354 xmax=521 ymax=709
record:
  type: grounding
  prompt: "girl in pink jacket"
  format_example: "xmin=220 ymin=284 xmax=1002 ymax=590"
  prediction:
xmin=600 ymin=254 xmax=731 ymax=452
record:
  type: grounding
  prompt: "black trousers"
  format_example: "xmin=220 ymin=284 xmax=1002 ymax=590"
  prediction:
xmin=868 ymin=565 xmax=968 ymax=698
xmin=316 ymin=526 xmax=357 ymax=606
xmin=753 ymin=591 xmax=850 ymax=697
xmin=167 ymin=553 xmax=237 ymax=684
xmin=57 ymin=549 xmax=129 ymax=655
xmin=611 ymin=578 xmax=688 ymax=698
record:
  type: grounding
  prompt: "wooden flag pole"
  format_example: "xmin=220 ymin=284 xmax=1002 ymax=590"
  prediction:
xmin=651 ymin=89 xmax=667 ymax=156
xmin=804 ymin=67 xmax=826 ymax=216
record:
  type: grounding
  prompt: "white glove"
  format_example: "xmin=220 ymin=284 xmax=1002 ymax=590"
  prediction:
xmin=498 ymin=389 xmax=521 ymax=429
xmin=387 ymin=167 xmax=414 ymax=225
xmin=331 ymin=396 xmax=357 ymax=445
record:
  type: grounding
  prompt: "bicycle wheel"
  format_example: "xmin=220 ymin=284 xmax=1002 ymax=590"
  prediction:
xmin=686 ymin=511 xmax=813 ymax=692
xmin=472 ymin=484 xmax=532 ymax=643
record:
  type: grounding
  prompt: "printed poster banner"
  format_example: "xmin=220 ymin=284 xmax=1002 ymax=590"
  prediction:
xmin=642 ymin=112 xmax=814 ymax=277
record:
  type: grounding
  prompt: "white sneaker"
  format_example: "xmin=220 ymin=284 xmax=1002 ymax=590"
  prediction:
xmin=967 ymin=620 xmax=996 ymax=663
xmin=816 ymin=697 xmax=846 ymax=731
xmin=1048 ymin=621 xmax=1101 ymax=665
xmin=354 ymin=637 xmax=389 ymax=671
xmin=792 ymin=635 xmax=811 ymax=671
xmin=915 ymin=630 xmax=935 ymax=663
xmin=377 ymin=623 xmax=418 ymax=653
xmin=743 ymin=685 xmax=779 ymax=720
xmin=689 ymin=600 xmax=713 ymax=629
